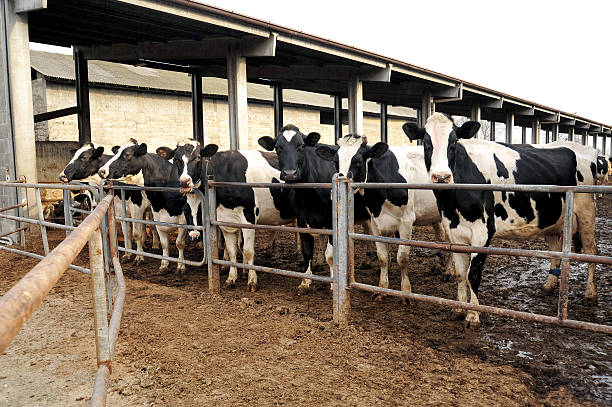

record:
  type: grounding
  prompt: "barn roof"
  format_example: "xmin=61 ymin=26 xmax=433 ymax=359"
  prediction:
xmin=30 ymin=50 xmax=415 ymax=119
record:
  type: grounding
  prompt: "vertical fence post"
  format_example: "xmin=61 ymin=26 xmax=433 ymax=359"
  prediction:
xmin=197 ymin=189 xmax=207 ymax=264
xmin=63 ymin=188 xmax=72 ymax=237
xmin=204 ymin=176 xmax=220 ymax=294
xmin=557 ymin=190 xmax=574 ymax=320
xmin=89 ymin=227 xmax=111 ymax=375
xmin=347 ymin=179 xmax=355 ymax=286
xmin=332 ymin=174 xmax=350 ymax=326
xmin=120 ymin=188 xmax=129 ymax=252
xmin=34 ymin=187 xmax=49 ymax=255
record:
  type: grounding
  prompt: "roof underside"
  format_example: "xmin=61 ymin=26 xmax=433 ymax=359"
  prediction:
xmin=27 ymin=0 xmax=610 ymax=133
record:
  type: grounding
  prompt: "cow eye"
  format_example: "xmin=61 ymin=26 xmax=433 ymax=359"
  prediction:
xmin=296 ymin=144 xmax=304 ymax=152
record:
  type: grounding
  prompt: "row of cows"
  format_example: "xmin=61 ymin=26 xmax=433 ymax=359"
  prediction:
xmin=58 ymin=113 xmax=609 ymax=328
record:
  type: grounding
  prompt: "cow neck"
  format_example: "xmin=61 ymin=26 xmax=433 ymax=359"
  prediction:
xmin=141 ymin=153 xmax=180 ymax=187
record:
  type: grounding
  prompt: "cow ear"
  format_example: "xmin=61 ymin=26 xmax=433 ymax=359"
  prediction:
xmin=111 ymin=145 xmax=120 ymax=155
xmin=316 ymin=145 xmax=339 ymax=161
xmin=135 ymin=143 xmax=148 ymax=156
xmin=201 ymin=144 xmax=219 ymax=157
xmin=456 ymin=121 xmax=480 ymax=139
xmin=305 ymin=132 xmax=321 ymax=147
xmin=402 ymin=122 xmax=426 ymax=140
xmin=92 ymin=146 xmax=104 ymax=159
xmin=366 ymin=142 xmax=388 ymax=159
xmin=258 ymin=136 xmax=276 ymax=151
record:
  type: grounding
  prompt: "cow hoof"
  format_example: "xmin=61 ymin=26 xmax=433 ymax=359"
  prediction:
xmin=401 ymin=297 xmax=412 ymax=307
xmin=248 ymin=282 xmax=257 ymax=292
xmin=177 ymin=265 xmax=186 ymax=273
xmin=133 ymin=257 xmax=144 ymax=266
xmin=121 ymin=253 xmax=132 ymax=261
xmin=223 ymin=281 xmax=236 ymax=289
xmin=297 ymin=284 xmax=312 ymax=295
xmin=583 ymin=293 xmax=598 ymax=306
xmin=464 ymin=312 xmax=481 ymax=329
xmin=155 ymin=268 xmax=169 ymax=276
xmin=152 ymin=243 xmax=160 ymax=250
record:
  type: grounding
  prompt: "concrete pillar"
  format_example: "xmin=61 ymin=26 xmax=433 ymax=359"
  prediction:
xmin=490 ymin=120 xmax=495 ymax=141
xmin=273 ymin=84 xmax=283 ymax=137
xmin=420 ymin=91 xmax=434 ymax=126
xmin=470 ymin=104 xmax=481 ymax=139
xmin=74 ymin=49 xmax=91 ymax=145
xmin=532 ymin=117 xmax=541 ymax=144
xmin=191 ymin=72 xmax=204 ymax=144
xmin=227 ymin=45 xmax=248 ymax=150
xmin=592 ymin=132 xmax=597 ymax=149
xmin=582 ymin=131 xmax=588 ymax=145
xmin=545 ymin=130 xmax=550 ymax=143
xmin=551 ymin=123 xmax=559 ymax=142
xmin=567 ymin=126 xmax=574 ymax=142
xmin=521 ymin=126 xmax=527 ymax=144
xmin=505 ymin=112 xmax=514 ymax=143
xmin=602 ymin=134 xmax=607 ymax=156
xmin=5 ymin=1 xmax=37 ymax=219
xmin=348 ymin=75 xmax=363 ymax=135
xmin=333 ymin=95 xmax=342 ymax=143
xmin=380 ymin=102 xmax=387 ymax=143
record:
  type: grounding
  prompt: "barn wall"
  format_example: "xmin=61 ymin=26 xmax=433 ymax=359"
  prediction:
xmin=35 ymin=140 xmax=80 ymax=201
xmin=42 ymin=82 xmax=414 ymax=151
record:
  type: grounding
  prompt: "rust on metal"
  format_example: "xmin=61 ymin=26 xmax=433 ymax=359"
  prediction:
xmin=212 ymin=220 xmax=332 ymax=236
xmin=0 ymin=226 xmax=28 ymax=239
xmin=0 ymin=202 xmax=27 ymax=213
xmin=213 ymin=259 xmax=333 ymax=283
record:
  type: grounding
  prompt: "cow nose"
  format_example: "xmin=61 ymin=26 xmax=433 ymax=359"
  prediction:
xmin=59 ymin=174 xmax=68 ymax=183
xmin=179 ymin=177 xmax=192 ymax=187
xmin=282 ymin=169 xmax=297 ymax=180
xmin=98 ymin=168 xmax=107 ymax=178
xmin=432 ymin=173 xmax=452 ymax=184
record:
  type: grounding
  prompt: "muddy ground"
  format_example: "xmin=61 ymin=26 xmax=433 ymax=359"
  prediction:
xmin=0 ymin=193 xmax=610 ymax=406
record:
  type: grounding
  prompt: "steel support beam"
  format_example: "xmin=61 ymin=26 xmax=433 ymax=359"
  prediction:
xmin=74 ymin=49 xmax=91 ymax=145
xmin=592 ymin=132 xmax=597 ymax=149
xmin=602 ymin=134 xmax=607 ymax=156
xmin=505 ymin=112 xmax=514 ymax=144
xmin=273 ymin=84 xmax=283 ymax=137
xmin=551 ymin=123 xmax=559 ymax=142
xmin=567 ymin=126 xmax=574 ymax=142
xmin=582 ymin=130 xmax=588 ymax=145
xmin=334 ymin=95 xmax=342 ymax=143
xmin=490 ymin=120 xmax=495 ymax=141
xmin=471 ymin=104 xmax=481 ymax=139
xmin=348 ymin=75 xmax=363 ymax=135
xmin=532 ymin=117 xmax=541 ymax=144
xmin=545 ymin=130 xmax=550 ymax=143
xmin=380 ymin=102 xmax=388 ymax=143
xmin=227 ymin=45 xmax=248 ymax=150
xmin=191 ymin=72 xmax=203 ymax=144
xmin=420 ymin=91 xmax=433 ymax=127
xmin=521 ymin=126 xmax=527 ymax=144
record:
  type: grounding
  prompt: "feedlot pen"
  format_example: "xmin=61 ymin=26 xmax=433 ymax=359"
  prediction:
xmin=0 ymin=180 xmax=611 ymax=405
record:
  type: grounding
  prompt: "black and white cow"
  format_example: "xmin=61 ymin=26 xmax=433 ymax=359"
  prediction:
xmin=316 ymin=134 xmax=453 ymax=294
xmin=402 ymin=113 xmax=598 ymax=328
xmin=258 ymin=125 xmax=374 ymax=291
xmin=172 ymin=139 xmax=296 ymax=291
xmin=59 ymin=143 xmax=158 ymax=262
xmin=596 ymin=155 xmax=609 ymax=197
xmin=98 ymin=139 xmax=188 ymax=274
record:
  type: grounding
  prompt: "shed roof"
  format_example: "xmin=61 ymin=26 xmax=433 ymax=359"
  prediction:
xmin=30 ymin=50 xmax=415 ymax=118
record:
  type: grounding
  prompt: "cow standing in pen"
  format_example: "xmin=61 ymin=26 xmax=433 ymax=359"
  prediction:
xmin=316 ymin=134 xmax=453 ymax=296
xmin=59 ymin=143 xmax=158 ymax=263
xmin=98 ymin=139 xmax=188 ymax=274
xmin=403 ymin=113 xmax=597 ymax=328
xmin=172 ymin=139 xmax=297 ymax=291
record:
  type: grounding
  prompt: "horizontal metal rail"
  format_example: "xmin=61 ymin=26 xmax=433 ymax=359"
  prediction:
xmin=0 ymin=202 xmax=26 ymax=213
xmin=211 ymin=181 xmax=332 ymax=189
xmin=351 ymin=182 xmax=612 ymax=194
xmin=0 ymin=181 xmax=98 ymax=192
xmin=0 ymin=195 xmax=113 ymax=353
xmin=114 ymin=214 xmax=203 ymax=231
xmin=118 ymin=246 xmax=205 ymax=267
xmin=212 ymin=220 xmax=332 ymax=236
xmin=351 ymin=282 xmax=612 ymax=334
xmin=0 ymin=226 xmax=28 ymax=239
xmin=351 ymin=233 xmax=612 ymax=265
xmin=0 ymin=244 xmax=91 ymax=274
xmin=213 ymin=259 xmax=333 ymax=283
xmin=0 ymin=212 xmax=77 ymax=231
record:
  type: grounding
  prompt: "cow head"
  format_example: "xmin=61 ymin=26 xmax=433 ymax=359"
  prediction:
xmin=316 ymin=134 xmax=387 ymax=182
xmin=98 ymin=138 xmax=147 ymax=180
xmin=156 ymin=146 xmax=176 ymax=161
xmin=59 ymin=143 xmax=105 ymax=182
xmin=402 ymin=113 xmax=480 ymax=184
xmin=258 ymin=125 xmax=320 ymax=182
xmin=172 ymin=139 xmax=218 ymax=193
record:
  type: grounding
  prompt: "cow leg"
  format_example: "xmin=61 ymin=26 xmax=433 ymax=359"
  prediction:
xmin=151 ymin=221 xmax=160 ymax=249
xmin=222 ymin=229 xmax=240 ymax=288
xmin=116 ymin=198 xmax=133 ymax=261
xmin=465 ymin=252 xmax=488 ymax=329
xmin=156 ymin=227 xmax=171 ymax=273
xmin=574 ymin=194 xmax=597 ymax=302
xmin=397 ymin=221 xmax=414 ymax=295
xmin=543 ymin=234 xmax=562 ymax=292
xmin=242 ymin=228 xmax=257 ymax=292
xmin=432 ymin=223 xmax=453 ymax=279
xmin=297 ymin=232 xmax=315 ymax=292
xmin=325 ymin=238 xmax=334 ymax=291
xmin=370 ymin=221 xmax=389 ymax=300
xmin=129 ymin=202 xmax=147 ymax=265
xmin=176 ymin=224 xmax=187 ymax=275
xmin=452 ymin=252 xmax=471 ymax=312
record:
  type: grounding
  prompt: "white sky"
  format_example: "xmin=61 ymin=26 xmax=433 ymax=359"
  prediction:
xmin=195 ymin=0 xmax=611 ymax=125
xmin=31 ymin=1 xmax=611 ymax=125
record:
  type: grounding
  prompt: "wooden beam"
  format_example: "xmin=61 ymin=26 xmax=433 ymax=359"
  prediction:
xmin=33 ymin=106 xmax=79 ymax=123
xmin=74 ymin=49 xmax=91 ymax=144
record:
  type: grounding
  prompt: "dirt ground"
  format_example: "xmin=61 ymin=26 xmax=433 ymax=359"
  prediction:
xmin=0 ymin=193 xmax=610 ymax=406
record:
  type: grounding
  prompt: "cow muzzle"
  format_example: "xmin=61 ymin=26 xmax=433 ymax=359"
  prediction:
xmin=281 ymin=169 xmax=298 ymax=181
xmin=58 ymin=174 xmax=68 ymax=183
xmin=432 ymin=172 xmax=452 ymax=184
xmin=180 ymin=177 xmax=194 ymax=193
xmin=98 ymin=168 xmax=108 ymax=178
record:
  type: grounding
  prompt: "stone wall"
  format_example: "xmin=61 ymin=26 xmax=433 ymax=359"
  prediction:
xmin=42 ymin=82 xmax=415 ymax=151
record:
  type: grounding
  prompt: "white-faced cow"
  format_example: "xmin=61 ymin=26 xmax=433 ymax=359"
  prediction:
xmin=595 ymin=155 xmax=609 ymax=197
xmin=316 ymin=134 xmax=453 ymax=295
xmin=403 ymin=113 xmax=597 ymax=328
xmin=98 ymin=139 xmax=188 ymax=274
xmin=172 ymin=139 xmax=297 ymax=291
xmin=59 ymin=143 xmax=158 ymax=263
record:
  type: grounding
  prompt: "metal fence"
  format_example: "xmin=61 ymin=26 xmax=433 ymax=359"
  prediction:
xmin=0 ymin=182 xmax=126 ymax=406
xmin=202 ymin=175 xmax=612 ymax=335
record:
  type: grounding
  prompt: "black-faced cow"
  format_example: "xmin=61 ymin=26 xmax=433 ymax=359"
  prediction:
xmin=59 ymin=143 xmax=158 ymax=262
xmin=595 ymin=155 xmax=609 ymax=197
xmin=258 ymin=125 xmax=373 ymax=291
xmin=316 ymin=135 xmax=453 ymax=294
xmin=403 ymin=113 xmax=597 ymax=328
xmin=172 ymin=139 xmax=296 ymax=291
xmin=98 ymin=139 xmax=188 ymax=274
